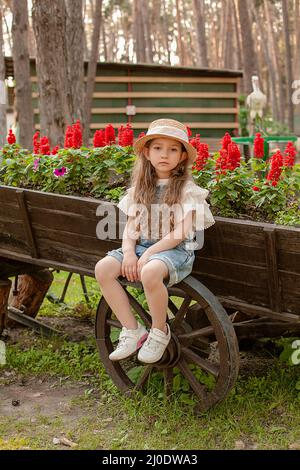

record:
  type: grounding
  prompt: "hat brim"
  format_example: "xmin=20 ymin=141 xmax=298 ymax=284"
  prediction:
xmin=133 ymin=133 xmax=197 ymax=164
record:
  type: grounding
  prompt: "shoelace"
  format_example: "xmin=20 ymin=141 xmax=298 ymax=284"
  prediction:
xmin=143 ymin=336 xmax=160 ymax=353
xmin=115 ymin=334 xmax=130 ymax=350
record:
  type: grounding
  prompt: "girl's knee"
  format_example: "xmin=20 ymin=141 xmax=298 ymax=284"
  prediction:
xmin=141 ymin=262 xmax=166 ymax=287
xmin=95 ymin=256 xmax=121 ymax=284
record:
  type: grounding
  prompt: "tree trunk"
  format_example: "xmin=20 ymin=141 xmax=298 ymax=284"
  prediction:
xmin=224 ymin=0 xmax=234 ymax=69
xmin=0 ymin=280 xmax=11 ymax=334
xmin=264 ymin=0 xmax=285 ymax=122
xmin=11 ymin=0 xmax=34 ymax=150
xmin=0 ymin=4 xmax=7 ymax=149
xmin=295 ymin=0 xmax=300 ymax=78
xmin=83 ymin=0 xmax=102 ymax=145
xmin=192 ymin=0 xmax=209 ymax=67
xmin=141 ymin=0 xmax=153 ymax=62
xmin=65 ymin=0 xmax=85 ymax=126
xmin=162 ymin=0 xmax=171 ymax=64
xmin=32 ymin=0 xmax=71 ymax=147
xmin=251 ymin=3 xmax=278 ymax=120
xmin=175 ymin=0 xmax=185 ymax=65
xmin=282 ymin=0 xmax=294 ymax=131
xmin=7 ymin=270 xmax=53 ymax=328
xmin=237 ymin=0 xmax=258 ymax=94
xmin=134 ymin=0 xmax=146 ymax=63
xmin=232 ymin=0 xmax=243 ymax=70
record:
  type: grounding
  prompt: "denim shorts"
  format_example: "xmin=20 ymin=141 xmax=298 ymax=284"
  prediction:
xmin=106 ymin=238 xmax=195 ymax=288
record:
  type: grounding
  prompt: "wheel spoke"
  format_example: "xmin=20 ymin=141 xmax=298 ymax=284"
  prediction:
xmin=106 ymin=318 xmax=122 ymax=329
xmin=181 ymin=346 xmax=219 ymax=377
xmin=164 ymin=368 xmax=174 ymax=397
xmin=178 ymin=325 xmax=215 ymax=340
xmin=168 ymin=298 xmax=178 ymax=316
xmin=172 ymin=295 xmax=192 ymax=329
xmin=177 ymin=357 xmax=207 ymax=405
xmin=134 ymin=365 xmax=153 ymax=391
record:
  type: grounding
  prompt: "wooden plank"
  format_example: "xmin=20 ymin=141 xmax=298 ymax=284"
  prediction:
xmin=39 ymin=107 xmax=237 ymax=115
xmin=32 ymin=91 xmax=239 ymax=99
xmin=16 ymin=190 xmax=39 ymax=258
xmin=90 ymin=122 xmax=239 ymax=129
xmin=35 ymin=122 xmax=239 ymax=130
xmin=218 ymin=296 xmax=299 ymax=322
xmin=263 ymin=228 xmax=281 ymax=312
xmin=31 ymin=76 xmax=239 ymax=84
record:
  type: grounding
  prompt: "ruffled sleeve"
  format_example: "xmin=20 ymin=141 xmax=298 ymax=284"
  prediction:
xmin=179 ymin=181 xmax=215 ymax=231
xmin=117 ymin=187 xmax=137 ymax=217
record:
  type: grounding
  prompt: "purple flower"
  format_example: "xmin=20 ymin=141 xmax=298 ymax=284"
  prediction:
xmin=33 ymin=158 xmax=40 ymax=172
xmin=53 ymin=166 xmax=68 ymax=177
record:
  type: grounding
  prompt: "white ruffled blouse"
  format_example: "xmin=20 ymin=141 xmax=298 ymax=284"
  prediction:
xmin=117 ymin=178 xmax=215 ymax=247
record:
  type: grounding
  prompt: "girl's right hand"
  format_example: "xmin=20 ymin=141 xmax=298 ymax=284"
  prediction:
xmin=122 ymin=252 xmax=138 ymax=282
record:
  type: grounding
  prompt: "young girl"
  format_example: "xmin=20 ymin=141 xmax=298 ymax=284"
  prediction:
xmin=95 ymin=119 xmax=215 ymax=364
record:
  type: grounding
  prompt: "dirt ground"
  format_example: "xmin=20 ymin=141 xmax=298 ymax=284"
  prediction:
xmin=0 ymin=316 xmax=281 ymax=450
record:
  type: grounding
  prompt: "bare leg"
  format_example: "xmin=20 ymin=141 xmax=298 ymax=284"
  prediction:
xmin=141 ymin=260 xmax=169 ymax=332
xmin=95 ymin=256 xmax=138 ymax=330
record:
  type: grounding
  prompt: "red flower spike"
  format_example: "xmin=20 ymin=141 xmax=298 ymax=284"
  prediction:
xmin=93 ymin=129 xmax=106 ymax=148
xmin=64 ymin=125 xmax=73 ymax=148
xmin=283 ymin=142 xmax=296 ymax=167
xmin=39 ymin=136 xmax=51 ymax=155
xmin=253 ymin=133 xmax=264 ymax=159
xmin=72 ymin=120 xmax=82 ymax=149
xmin=51 ymin=146 xmax=59 ymax=155
xmin=186 ymin=126 xmax=192 ymax=138
xmin=221 ymin=132 xmax=232 ymax=151
xmin=252 ymin=186 xmax=260 ymax=191
xmin=266 ymin=150 xmax=283 ymax=184
xmin=227 ymin=142 xmax=241 ymax=170
xmin=105 ymin=124 xmax=116 ymax=145
xmin=33 ymin=131 xmax=40 ymax=154
xmin=7 ymin=129 xmax=16 ymax=145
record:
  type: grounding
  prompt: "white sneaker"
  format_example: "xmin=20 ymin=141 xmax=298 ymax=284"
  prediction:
xmin=137 ymin=324 xmax=171 ymax=364
xmin=109 ymin=323 xmax=148 ymax=361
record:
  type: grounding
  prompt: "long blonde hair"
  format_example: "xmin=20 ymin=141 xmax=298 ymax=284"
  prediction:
xmin=130 ymin=139 xmax=193 ymax=236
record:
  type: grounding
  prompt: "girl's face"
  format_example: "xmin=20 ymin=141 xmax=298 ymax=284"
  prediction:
xmin=143 ymin=137 xmax=188 ymax=178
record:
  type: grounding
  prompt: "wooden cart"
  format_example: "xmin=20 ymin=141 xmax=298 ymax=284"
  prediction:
xmin=1 ymin=185 xmax=299 ymax=411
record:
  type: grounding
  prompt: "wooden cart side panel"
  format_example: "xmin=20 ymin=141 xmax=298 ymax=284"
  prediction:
xmin=0 ymin=187 xmax=29 ymax=255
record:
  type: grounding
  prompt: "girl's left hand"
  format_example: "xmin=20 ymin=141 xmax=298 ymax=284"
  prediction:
xmin=137 ymin=250 xmax=152 ymax=280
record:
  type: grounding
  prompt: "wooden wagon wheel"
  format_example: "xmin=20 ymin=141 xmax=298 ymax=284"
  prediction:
xmin=95 ymin=275 xmax=240 ymax=411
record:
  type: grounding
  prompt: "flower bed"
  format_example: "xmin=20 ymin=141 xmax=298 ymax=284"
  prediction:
xmin=1 ymin=123 xmax=299 ymax=227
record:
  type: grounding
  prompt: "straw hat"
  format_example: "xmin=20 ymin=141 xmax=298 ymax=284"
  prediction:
xmin=133 ymin=118 xmax=197 ymax=164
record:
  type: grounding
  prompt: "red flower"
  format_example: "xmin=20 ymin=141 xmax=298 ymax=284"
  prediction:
xmin=221 ymin=132 xmax=232 ymax=151
xmin=227 ymin=142 xmax=241 ymax=170
xmin=283 ymin=142 xmax=296 ymax=167
xmin=253 ymin=133 xmax=264 ymax=158
xmin=93 ymin=129 xmax=106 ymax=148
xmin=52 ymin=146 xmax=59 ymax=155
xmin=72 ymin=120 xmax=83 ymax=149
xmin=64 ymin=125 xmax=73 ymax=148
xmin=7 ymin=129 xmax=16 ymax=145
xmin=189 ymin=134 xmax=201 ymax=152
xmin=252 ymin=186 xmax=260 ymax=191
xmin=137 ymin=132 xmax=146 ymax=139
xmin=192 ymin=142 xmax=210 ymax=172
xmin=104 ymin=124 xmax=116 ymax=145
xmin=215 ymin=149 xmax=229 ymax=175
xmin=119 ymin=123 xmax=133 ymax=146
xmin=33 ymin=131 xmax=40 ymax=154
xmin=186 ymin=125 xmax=192 ymax=138
xmin=266 ymin=150 xmax=283 ymax=184
xmin=271 ymin=181 xmax=278 ymax=187
xmin=39 ymin=136 xmax=51 ymax=155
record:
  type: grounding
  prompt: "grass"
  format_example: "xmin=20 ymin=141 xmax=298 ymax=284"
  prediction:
xmin=1 ymin=271 xmax=300 ymax=450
